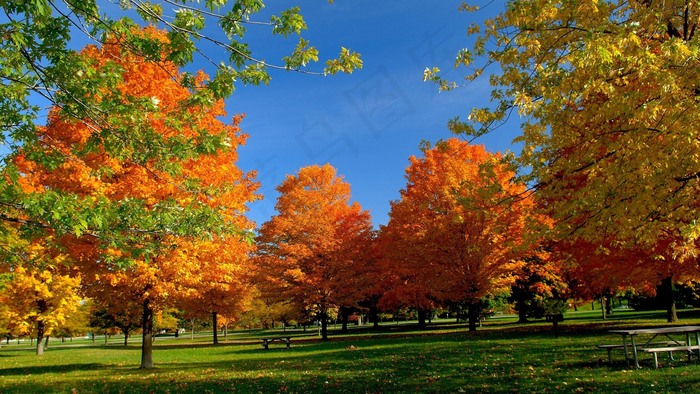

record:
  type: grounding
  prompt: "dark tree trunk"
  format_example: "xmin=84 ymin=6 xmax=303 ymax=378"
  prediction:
xmin=371 ymin=304 xmax=380 ymax=329
xmin=191 ymin=319 xmax=195 ymax=340
xmin=600 ymin=296 xmax=607 ymax=320
xmin=517 ymin=301 xmax=529 ymax=323
xmin=468 ymin=303 xmax=478 ymax=332
xmin=660 ymin=277 xmax=679 ymax=323
xmin=418 ymin=309 xmax=427 ymax=329
xmin=140 ymin=298 xmax=154 ymax=369
xmin=123 ymin=329 xmax=129 ymax=346
xmin=212 ymin=312 xmax=219 ymax=345
xmin=321 ymin=311 xmax=329 ymax=341
xmin=552 ymin=318 xmax=559 ymax=339
xmin=341 ymin=308 xmax=349 ymax=334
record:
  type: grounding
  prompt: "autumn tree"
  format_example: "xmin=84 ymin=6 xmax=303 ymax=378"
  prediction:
xmin=0 ymin=264 xmax=81 ymax=355
xmin=256 ymin=164 xmax=374 ymax=340
xmin=558 ymin=237 xmax=700 ymax=322
xmin=379 ymin=139 xmax=531 ymax=331
xmin=176 ymin=237 xmax=255 ymax=344
xmin=510 ymin=251 xmax=568 ymax=323
xmin=15 ymin=28 xmax=260 ymax=367
xmin=428 ymin=0 xmax=700 ymax=256
xmin=0 ymin=0 xmax=360 ymax=255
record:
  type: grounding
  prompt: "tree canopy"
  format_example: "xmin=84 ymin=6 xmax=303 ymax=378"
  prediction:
xmin=0 ymin=0 xmax=361 ymax=255
xmin=255 ymin=164 xmax=374 ymax=340
xmin=428 ymin=0 xmax=700 ymax=256
xmin=379 ymin=139 xmax=532 ymax=330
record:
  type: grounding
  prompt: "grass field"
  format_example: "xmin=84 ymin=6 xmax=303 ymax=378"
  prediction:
xmin=3 ymin=309 xmax=700 ymax=393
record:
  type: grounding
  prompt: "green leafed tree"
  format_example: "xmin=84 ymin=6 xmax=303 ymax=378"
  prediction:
xmin=0 ymin=0 xmax=361 ymax=257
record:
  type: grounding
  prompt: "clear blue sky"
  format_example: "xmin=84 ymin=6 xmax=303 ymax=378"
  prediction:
xmin=225 ymin=0 xmax=521 ymax=228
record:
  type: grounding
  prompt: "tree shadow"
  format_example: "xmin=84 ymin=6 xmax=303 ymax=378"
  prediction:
xmin=0 ymin=363 xmax=107 ymax=376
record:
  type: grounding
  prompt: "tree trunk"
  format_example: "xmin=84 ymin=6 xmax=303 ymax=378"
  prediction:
xmin=600 ymin=296 xmax=607 ymax=320
xmin=191 ymin=319 xmax=195 ymax=340
xmin=36 ymin=320 xmax=45 ymax=355
xmin=224 ymin=324 xmax=228 ymax=340
xmin=418 ymin=309 xmax=427 ymax=329
xmin=104 ymin=333 xmax=108 ymax=345
xmin=605 ymin=294 xmax=613 ymax=316
xmin=44 ymin=335 xmax=49 ymax=349
xmin=517 ymin=301 xmax=529 ymax=323
xmin=371 ymin=305 xmax=380 ymax=329
xmin=341 ymin=308 xmax=349 ymax=334
xmin=321 ymin=311 xmax=329 ymax=341
xmin=467 ymin=303 xmax=478 ymax=332
xmin=212 ymin=312 xmax=218 ymax=345
xmin=123 ymin=329 xmax=129 ymax=346
xmin=661 ymin=277 xmax=679 ymax=323
xmin=140 ymin=298 xmax=154 ymax=369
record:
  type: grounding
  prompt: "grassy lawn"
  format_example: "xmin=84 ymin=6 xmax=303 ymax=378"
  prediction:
xmin=3 ymin=309 xmax=700 ymax=393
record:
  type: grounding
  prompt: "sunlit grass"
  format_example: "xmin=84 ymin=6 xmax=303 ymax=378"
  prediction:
xmin=2 ymin=309 xmax=700 ymax=393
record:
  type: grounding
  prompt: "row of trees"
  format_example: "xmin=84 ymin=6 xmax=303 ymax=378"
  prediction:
xmin=4 ymin=0 xmax=700 ymax=372
xmin=0 ymin=0 xmax=361 ymax=369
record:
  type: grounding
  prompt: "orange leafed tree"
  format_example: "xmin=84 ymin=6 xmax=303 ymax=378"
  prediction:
xmin=255 ymin=164 xmax=374 ymax=340
xmin=379 ymin=139 xmax=532 ymax=330
xmin=15 ymin=27 xmax=260 ymax=367
xmin=175 ymin=237 xmax=255 ymax=344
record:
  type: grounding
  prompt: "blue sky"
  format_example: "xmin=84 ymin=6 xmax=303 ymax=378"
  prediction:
xmin=222 ymin=0 xmax=522 ymax=228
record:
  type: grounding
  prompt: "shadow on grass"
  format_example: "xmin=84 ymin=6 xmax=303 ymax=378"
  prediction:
xmin=4 ymin=324 xmax=700 ymax=394
xmin=0 ymin=363 xmax=107 ymax=376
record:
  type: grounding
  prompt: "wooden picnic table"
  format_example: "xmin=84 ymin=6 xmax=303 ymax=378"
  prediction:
xmin=607 ymin=326 xmax=700 ymax=368
xmin=261 ymin=337 xmax=291 ymax=350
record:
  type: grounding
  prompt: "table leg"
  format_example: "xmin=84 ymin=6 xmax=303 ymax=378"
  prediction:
xmin=631 ymin=335 xmax=639 ymax=368
xmin=623 ymin=335 xmax=629 ymax=366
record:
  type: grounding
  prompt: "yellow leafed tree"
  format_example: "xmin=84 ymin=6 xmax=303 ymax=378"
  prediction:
xmin=432 ymin=0 xmax=700 ymax=257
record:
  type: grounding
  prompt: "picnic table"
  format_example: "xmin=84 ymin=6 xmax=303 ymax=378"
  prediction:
xmin=607 ymin=326 xmax=700 ymax=368
xmin=261 ymin=337 xmax=291 ymax=350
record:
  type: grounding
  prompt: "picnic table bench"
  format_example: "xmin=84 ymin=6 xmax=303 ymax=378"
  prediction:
xmin=606 ymin=326 xmax=700 ymax=368
xmin=597 ymin=341 xmax=684 ymax=364
xmin=261 ymin=337 xmax=291 ymax=350
xmin=643 ymin=345 xmax=700 ymax=369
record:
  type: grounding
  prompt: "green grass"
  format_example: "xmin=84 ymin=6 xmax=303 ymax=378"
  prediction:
xmin=3 ymin=309 xmax=700 ymax=393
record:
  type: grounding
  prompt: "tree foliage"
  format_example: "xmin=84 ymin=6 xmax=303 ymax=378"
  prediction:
xmin=13 ymin=30 xmax=260 ymax=366
xmin=379 ymin=139 xmax=532 ymax=330
xmin=430 ymin=0 xmax=700 ymax=255
xmin=0 ymin=0 xmax=360 ymax=255
xmin=255 ymin=164 xmax=374 ymax=340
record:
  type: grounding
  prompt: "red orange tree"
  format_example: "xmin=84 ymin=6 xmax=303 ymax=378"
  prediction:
xmin=255 ymin=164 xmax=374 ymax=340
xmin=379 ymin=139 xmax=532 ymax=330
